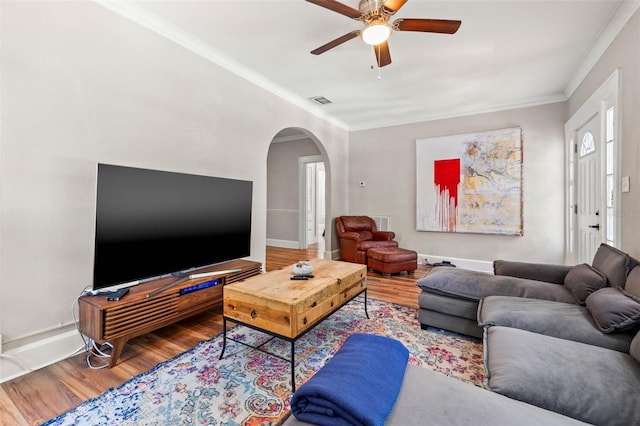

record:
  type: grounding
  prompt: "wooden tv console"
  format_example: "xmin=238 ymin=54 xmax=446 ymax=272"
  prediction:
xmin=78 ymin=259 xmax=262 ymax=367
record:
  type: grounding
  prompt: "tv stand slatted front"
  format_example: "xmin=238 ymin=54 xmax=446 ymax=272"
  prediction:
xmin=78 ymin=259 xmax=262 ymax=367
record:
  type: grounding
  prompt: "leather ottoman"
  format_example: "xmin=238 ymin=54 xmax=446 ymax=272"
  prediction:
xmin=367 ymin=247 xmax=418 ymax=277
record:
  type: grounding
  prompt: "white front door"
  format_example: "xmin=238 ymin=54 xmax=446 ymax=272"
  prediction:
xmin=576 ymin=114 xmax=602 ymax=264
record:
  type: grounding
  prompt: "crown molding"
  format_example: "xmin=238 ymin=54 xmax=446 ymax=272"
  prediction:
xmin=94 ymin=0 xmax=349 ymax=131
xmin=564 ymin=1 xmax=640 ymax=98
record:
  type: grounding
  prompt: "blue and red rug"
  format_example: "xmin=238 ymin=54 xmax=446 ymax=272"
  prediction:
xmin=44 ymin=297 xmax=484 ymax=425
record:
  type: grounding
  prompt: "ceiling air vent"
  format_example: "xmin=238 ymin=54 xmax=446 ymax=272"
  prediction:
xmin=309 ymin=96 xmax=332 ymax=105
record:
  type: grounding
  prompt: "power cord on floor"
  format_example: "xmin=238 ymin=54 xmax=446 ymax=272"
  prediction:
xmin=74 ymin=286 xmax=113 ymax=369
xmin=0 ymin=353 xmax=33 ymax=373
xmin=423 ymin=259 xmax=456 ymax=268
xmin=86 ymin=340 xmax=113 ymax=370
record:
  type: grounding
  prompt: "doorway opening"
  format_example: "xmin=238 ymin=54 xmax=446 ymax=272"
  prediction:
xmin=299 ymin=155 xmax=325 ymax=252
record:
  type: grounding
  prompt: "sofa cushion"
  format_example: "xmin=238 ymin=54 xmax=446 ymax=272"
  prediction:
xmin=419 ymin=291 xmax=479 ymax=319
xmin=478 ymin=295 xmax=633 ymax=352
xmin=340 ymin=216 xmax=373 ymax=232
xmin=585 ymin=287 xmax=640 ymax=333
xmin=416 ymin=267 xmax=575 ymax=303
xmin=625 ymin=266 xmax=640 ymax=298
xmin=484 ymin=326 xmax=640 ymax=426
xmin=591 ymin=243 xmax=636 ymax=287
xmin=564 ymin=263 xmax=607 ymax=304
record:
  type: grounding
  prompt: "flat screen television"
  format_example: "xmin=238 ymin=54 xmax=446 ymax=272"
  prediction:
xmin=92 ymin=164 xmax=252 ymax=291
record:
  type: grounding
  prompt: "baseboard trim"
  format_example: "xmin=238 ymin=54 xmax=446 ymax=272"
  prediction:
xmin=0 ymin=330 xmax=84 ymax=383
xmin=418 ymin=254 xmax=493 ymax=273
xmin=328 ymin=249 xmax=340 ymax=260
xmin=266 ymin=239 xmax=300 ymax=249
xmin=327 ymin=251 xmax=491 ymax=271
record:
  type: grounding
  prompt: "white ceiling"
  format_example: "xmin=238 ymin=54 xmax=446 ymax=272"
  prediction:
xmin=105 ymin=1 xmax=639 ymax=131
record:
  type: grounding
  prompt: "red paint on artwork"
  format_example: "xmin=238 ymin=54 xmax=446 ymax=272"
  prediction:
xmin=434 ymin=159 xmax=460 ymax=232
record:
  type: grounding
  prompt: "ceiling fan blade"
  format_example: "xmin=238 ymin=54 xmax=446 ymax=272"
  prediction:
xmin=373 ymin=41 xmax=392 ymax=67
xmin=382 ymin=0 xmax=408 ymax=14
xmin=311 ymin=31 xmax=360 ymax=55
xmin=393 ymin=18 xmax=462 ymax=34
xmin=305 ymin=0 xmax=363 ymax=19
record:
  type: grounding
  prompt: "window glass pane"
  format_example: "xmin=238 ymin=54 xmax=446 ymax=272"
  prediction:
xmin=580 ymin=132 xmax=595 ymax=157
xmin=607 ymin=175 xmax=613 ymax=208
xmin=606 ymin=107 xmax=614 ymax=142
xmin=606 ymin=141 xmax=613 ymax=174
xmin=607 ymin=207 xmax=614 ymax=242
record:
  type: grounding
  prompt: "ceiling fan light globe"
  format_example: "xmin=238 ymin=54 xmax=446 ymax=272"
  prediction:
xmin=361 ymin=23 xmax=391 ymax=45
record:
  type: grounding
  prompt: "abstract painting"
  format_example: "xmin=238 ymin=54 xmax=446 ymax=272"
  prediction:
xmin=416 ymin=127 xmax=523 ymax=235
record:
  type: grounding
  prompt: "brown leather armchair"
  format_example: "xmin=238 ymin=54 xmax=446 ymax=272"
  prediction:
xmin=335 ymin=216 xmax=398 ymax=264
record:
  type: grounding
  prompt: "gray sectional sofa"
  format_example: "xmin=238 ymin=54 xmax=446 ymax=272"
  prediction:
xmin=415 ymin=243 xmax=640 ymax=425
xmin=281 ymin=363 xmax=589 ymax=425
xmin=282 ymin=244 xmax=640 ymax=425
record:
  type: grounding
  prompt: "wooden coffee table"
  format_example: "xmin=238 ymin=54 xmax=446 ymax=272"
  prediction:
xmin=220 ymin=258 xmax=368 ymax=391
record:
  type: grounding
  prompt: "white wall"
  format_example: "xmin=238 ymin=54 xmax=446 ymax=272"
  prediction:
xmin=0 ymin=1 xmax=348 ymax=380
xmin=349 ymin=102 xmax=568 ymax=265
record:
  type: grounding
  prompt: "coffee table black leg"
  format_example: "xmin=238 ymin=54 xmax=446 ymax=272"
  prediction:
xmin=364 ymin=288 xmax=369 ymax=319
xmin=219 ymin=317 xmax=227 ymax=360
xmin=291 ymin=341 xmax=296 ymax=392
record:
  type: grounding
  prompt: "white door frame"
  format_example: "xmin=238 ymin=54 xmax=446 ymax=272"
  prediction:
xmin=298 ymin=155 xmax=324 ymax=249
xmin=564 ymin=69 xmax=620 ymax=263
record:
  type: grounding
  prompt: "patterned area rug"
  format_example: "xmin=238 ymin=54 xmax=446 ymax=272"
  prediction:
xmin=44 ymin=298 xmax=484 ymax=425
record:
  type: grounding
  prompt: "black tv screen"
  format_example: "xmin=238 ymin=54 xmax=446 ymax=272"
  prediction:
xmin=93 ymin=164 xmax=252 ymax=290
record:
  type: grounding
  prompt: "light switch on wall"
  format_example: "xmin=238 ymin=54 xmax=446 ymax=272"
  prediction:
xmin=622 ymin=176 xmax=630 ymax=193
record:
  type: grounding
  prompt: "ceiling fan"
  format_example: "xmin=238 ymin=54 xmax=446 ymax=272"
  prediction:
xmin=306 ymin=0 xmax=461 ymax=67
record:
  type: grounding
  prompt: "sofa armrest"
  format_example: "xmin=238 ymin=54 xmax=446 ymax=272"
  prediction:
xmin=493 ymin=260 xmax=572 ymax=284
xmin=339 ymin=231 xmax=363 ymax=241
xmin=373 ymin=231 xmax=396 ymax=241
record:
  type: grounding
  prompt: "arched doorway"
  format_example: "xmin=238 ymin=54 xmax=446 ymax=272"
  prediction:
xmin=266 ymin=128 xmax=331 ymax=258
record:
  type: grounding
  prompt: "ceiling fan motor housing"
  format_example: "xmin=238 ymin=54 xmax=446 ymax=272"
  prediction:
xmin=359 ymin=0 xmax=390 ymax=20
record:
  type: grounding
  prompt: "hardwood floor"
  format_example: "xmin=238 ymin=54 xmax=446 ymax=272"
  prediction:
xmin=0 ymin=246 xmax=425 ymax=425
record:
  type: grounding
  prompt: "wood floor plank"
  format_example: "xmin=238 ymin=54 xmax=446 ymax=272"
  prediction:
xmin=0 ymin=246 xmax=425 ymax=425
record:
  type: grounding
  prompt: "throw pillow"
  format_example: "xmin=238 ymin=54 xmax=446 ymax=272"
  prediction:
xmin=624 ymin=265 xmax=640 ymax=298
xmin=591 ymin=243 xmax=636 ymax=287
xmin=585 ymin=287 xmax=640 ymax=333
xmin=564 ymin=263 xmax=607 ymax=304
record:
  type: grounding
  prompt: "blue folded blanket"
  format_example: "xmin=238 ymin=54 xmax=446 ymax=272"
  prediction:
xmin=291 ymin=333 xmax=409 ymax=426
